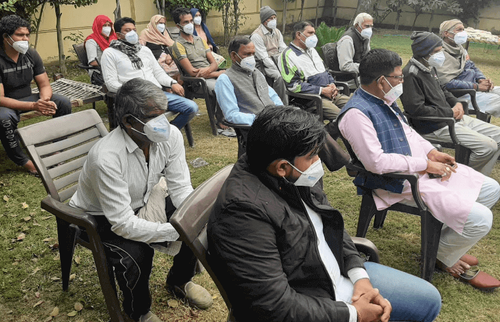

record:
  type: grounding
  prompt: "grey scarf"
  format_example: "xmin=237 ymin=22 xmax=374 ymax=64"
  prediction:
xmin=435 ymin=41 xmax=467 ymax=85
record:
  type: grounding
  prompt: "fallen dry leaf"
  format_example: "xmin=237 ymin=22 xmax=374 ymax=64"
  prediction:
xmin=3 ymin=195 xmax=9 ymax=202
xmin=167 ymin=299 xmax=179 ymax=308
xmin=35 ymin=291 xmax=40 ymax=298
xmin=32 ymin=267 xmax=41 ymax=275
xmin=69 ymin=273 xmax=76 ymax=281
xmin=74 ymin=302 xmax=83 ymax=311
xmin=51 ymin=277 xmax=60 ymax=281
xmin=17 ymin=233 xmax=25 ymax=241
xmin=33 ymin=300 xmax=44 ymax=308
xmin=50 ymin=307 xmax=59 ymax=317
xmin=24 ymin=216 xmax=32 ymax=222
xmin=33 ymin=221 xmax=41 ymax=226
xmin=41 ymin=216 xmax=52 ymax=220
xmin=21 ymin=202 xmax=29 ymax=209
xmin=43 ymin=237 xmax=54 ymax=242
xmin=67 ymin=311 xmax=78 ymax=317
xmin=44 ymin=316 xmax=52 ymax=322
xmin=74 ymin=255 xmax=80 ymax=265
xmin=53 ymin=253 xmax=60 ymax=261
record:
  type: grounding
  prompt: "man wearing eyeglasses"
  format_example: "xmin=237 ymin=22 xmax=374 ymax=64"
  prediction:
xmin=401 ymin=31 xmax=500 ymax=176
xmin=338 ymin=48 xmax=500 ymax=291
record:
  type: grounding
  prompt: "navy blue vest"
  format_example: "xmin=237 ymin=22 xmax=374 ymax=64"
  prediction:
xmin=339 ymin=89 xmax=412 ymax=194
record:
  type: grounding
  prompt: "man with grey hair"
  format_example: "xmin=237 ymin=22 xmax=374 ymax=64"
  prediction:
xmin=336 ymin=13 xmax=373 ymax=75
xmin=250 ymin=6 xmax=288 ymax=103
xmin=279 ymin=21 xmax=350 ymax=136
xmin=69 ymin=78 xmax=212 ymax=322
xmin=435 ymin=19 xmax=500 ymax=117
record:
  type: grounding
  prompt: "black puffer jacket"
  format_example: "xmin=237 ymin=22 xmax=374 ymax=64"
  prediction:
xmin=207 ymin=156 xmax=365 ymax=322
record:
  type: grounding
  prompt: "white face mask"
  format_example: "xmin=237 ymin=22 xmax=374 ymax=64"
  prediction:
xmin=426 ymin=51 xmax=446 ymax=68
xmin=381 ymin=76 xmax=403 ymax=105
xmin=156 ymin=23 xmax=166 ymax=33
xmin=450 ymin=31 xmax=468 ymax=45
xmin=360 ymin=27 xmax=373 ymax=39
xmin=181 ymin=23 xmax=194 ymax=35
xmin=8 ymin=36 xmax=29 ymax=55
xmin=124 ymin=30 xmax=139 ymax=44
xmin=300 ymin=32 xmax=318 ymax=48
xmin=287 ymin=158 xmax=324 ymax=187
xmin=266 ymin=18 xmax=277 ymax=30
xmin=236 ymin=53 xmax=256 ymax=72
xmin=193 ymin=16 xmax=202 ymax=25
xmin=102 ymin=26 xmax=112 ymax=37
xmin=131 ymin=114 xmax=170 ymax=143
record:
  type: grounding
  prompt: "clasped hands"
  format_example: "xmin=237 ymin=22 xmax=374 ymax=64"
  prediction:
xmin=352 ymin=279 xmax=391 ymax=322
xmin=478 ymin=79 xmax=494 ymax=92
xmin=423 ymin=149 xmax=457 ymax=181
xmin=33 ymin=98 xmax=57 ymax=116
xmin=321 ymin=83 xmax=338 ymax=100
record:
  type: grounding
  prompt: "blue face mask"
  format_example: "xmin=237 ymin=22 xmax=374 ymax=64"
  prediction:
xmin=124 ymin=30 xmax=139 ymax=44
xmin=130 ymin=114 xmax=170 ymax=143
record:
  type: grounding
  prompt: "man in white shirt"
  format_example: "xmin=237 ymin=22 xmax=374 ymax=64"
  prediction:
xmin=250 ymin=6 xmax=288 ymax=103
xmin=101 ymin=17 xmax=198 ymax=130
xmin=69 ymin=79 xmax=212 ymax=322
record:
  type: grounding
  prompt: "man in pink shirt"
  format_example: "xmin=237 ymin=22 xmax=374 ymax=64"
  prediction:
xmin=338 ymin=48 xmax=500 ymax=290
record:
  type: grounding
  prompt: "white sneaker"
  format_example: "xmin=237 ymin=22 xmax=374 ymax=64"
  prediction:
xmin=139 ymin=311 xmax=163 ymax=322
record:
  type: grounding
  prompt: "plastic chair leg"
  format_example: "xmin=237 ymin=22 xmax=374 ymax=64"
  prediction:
xmin=357 ymin=194 xmax=378 ymax=237
xmin=420 ymin=211 xmax=443 ymax=282
xmin=184 ymin=123 xmax=194 ymax=147
xmin=205 ymin=96 xmax=218 ymax=136
xmin=373 ymin=210 xmax=388 ymax=229
xmin=56 ymin=218 xmax=77 ymax=291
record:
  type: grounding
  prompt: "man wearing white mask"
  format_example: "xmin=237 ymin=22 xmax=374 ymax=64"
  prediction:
xmin=70 ymin=79 xmax=213 ymax=322
xmin=436 ymin=19 xmax=500 ymax=117
xmin=401 ymin=31 xmax=500 ymax=176
xmin=336 ymin=13 xmax=373 ymax=75
xmin=279 ymin=21 xmax=350 ymax=136
xmin=250 ymin=6 xmax=288 ymax=104
xmin=101 ymin=17 xmax=198 ymax=130
xmin=171 ymin=8 xmax=224 ymax=94
xmin=0 ymin=15 xmax=71 ymax=176
xmin=215 ymin=36 xmax=283 ymax=126
xmin=339 ymin=49 xmax=500 ymax=291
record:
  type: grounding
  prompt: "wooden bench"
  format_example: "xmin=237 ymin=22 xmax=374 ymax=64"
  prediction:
xmin=21 ymin=78 xmax=105 ymax=121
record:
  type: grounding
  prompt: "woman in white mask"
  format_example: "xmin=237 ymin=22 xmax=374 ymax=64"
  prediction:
xmin=139 ymin=15 xmax=180 ymax=82
xmin=84 ymin=15 xmax=117 ymax=85
xmin=190 ymin=8 xmax=226 ymax=68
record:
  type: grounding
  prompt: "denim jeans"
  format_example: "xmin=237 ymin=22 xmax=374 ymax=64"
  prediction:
xmin=0 ymin=93 xmax=71 ymax=166
xmin=164 ymin=92 xmax=198 ymax=130
xmin=366 ymin=262 xmax=442 ymax=322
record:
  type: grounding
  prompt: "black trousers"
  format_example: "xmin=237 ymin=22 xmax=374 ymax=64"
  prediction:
xmin=95 ymin=197 xmax=197 ymax=320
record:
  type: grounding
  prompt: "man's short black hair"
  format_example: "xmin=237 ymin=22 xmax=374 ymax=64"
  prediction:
xmin=172 ymin=7 xmax=191 ymax=25
xmin=228 ymin=36 xmax=251 ymax=56
xmin=359 ymin=49 xmax=402 ymax=85
xmin=291 ymin=21 xmax=314 ymax=40
xmin=114 ymin=17 xmax=135 ymax=34
xmin=0 ymin=15 xmax=31 ymax=46
xmin=247 ymin=105 xmax=326 ymax=172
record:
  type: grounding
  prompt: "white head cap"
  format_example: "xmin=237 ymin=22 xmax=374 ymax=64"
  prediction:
xmin=353 ymin=12 xmax=373 ymax=27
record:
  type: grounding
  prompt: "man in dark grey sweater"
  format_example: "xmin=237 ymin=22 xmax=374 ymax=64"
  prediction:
xmin=401 ymin=31 xmax=500 ymax=176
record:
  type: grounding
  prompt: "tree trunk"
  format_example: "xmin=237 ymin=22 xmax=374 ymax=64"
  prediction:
xmin=333 ymin=0 xmax=338 ymax=25
xmin=350 ymin=0 xmax=364 ymax=25
xmin=282 ymin=1 xmax=287 ymax=35
xmin=34 ymin=2 xmax=46 ymax=49
xmin=411 ymin=12 xmax=420 ymax=30
xmin=114 ymin=0 xmax=121 ymax=20
xmin=322 ymin=0 xmax=334 ymax=18
xmin=428 ymin=11 xmax=434 ymax=32
xmin=395 ymin=11 xmax=401 ymax=30
xmin=315 ymin=0 xmax=320 ymax=26
xmin=54 ymin=4 xmax=67 ymax=75
xmin=299 ymin=0 xmax=305 ymax=21
xmin=233 ymin=0 xmax=239 ymax=35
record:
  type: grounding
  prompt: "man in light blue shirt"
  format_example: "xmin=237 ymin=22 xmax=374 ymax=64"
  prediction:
xmin=215 ymin=36 xmax=283 ymax=125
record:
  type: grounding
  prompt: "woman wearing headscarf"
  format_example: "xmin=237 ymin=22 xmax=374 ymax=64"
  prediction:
xmin=139 ymin=14 xmax=180 ymax=81
xmin=85 ymin=15 xmax=117 ymax=85
xmin=190 ymin=8 xmax=226 ymax=68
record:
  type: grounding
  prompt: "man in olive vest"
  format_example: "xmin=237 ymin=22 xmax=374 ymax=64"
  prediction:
xmin=336 ymin=13 xmax=373 ymax=75
xmin=215 ymin=36 xmax=283 ymax=126
xmin=250 ymin=6 xmax=288 ymax=104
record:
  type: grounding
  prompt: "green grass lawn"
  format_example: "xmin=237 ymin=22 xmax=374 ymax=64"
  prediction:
xmin=1 ymin=29 xmax=500 ymax=321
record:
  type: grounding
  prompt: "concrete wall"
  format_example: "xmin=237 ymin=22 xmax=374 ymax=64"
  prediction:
xmin=32 ymin=0 xmax=500 ymax=62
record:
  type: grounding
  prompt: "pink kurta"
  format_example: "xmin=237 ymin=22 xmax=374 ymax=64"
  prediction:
xmin=339 ymin=107 xmax=485 ymax=234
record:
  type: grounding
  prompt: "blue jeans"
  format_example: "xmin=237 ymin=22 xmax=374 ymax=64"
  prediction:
xmin=366 ymin=262 xmax=442 ymax=322
xmin=164 ymin=92 xmax=198 ymax=130
xmin=0 ymin=93 xmax=71 ymax=166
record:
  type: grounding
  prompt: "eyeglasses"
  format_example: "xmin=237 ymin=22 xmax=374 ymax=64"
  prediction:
xmin=384 ymin=75 xmax=404 ymax=80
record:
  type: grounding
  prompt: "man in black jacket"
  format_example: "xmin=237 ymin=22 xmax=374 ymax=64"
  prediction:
xmin=207 ymin=106 xmax=442 ymax=322
xmin=401 ymin=31 xmax=500 ymax=176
